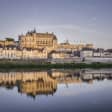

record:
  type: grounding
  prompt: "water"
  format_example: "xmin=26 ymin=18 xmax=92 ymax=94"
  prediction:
xmin=0 ymin=69 xmax=112 ymax=112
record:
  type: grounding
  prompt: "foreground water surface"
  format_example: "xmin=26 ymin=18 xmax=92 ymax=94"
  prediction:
xmin=0 ymin=69 xmax=112 ymax=112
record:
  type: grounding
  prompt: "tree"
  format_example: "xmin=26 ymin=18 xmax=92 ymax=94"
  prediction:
xmin=5 ymin=38 xmax=14 ymax=41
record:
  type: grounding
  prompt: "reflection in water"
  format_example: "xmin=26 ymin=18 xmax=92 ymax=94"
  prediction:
xmin=0 ymin=69 xmax=112 ymax=98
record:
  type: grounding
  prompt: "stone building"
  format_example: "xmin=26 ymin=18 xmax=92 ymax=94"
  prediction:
xmin=19 ymin=30 xmax=57 ymax=52
xmin=57 ymin=41 xmax=94 ymax=52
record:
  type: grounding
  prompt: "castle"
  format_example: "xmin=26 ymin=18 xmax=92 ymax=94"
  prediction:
xmin=0 ymin=29 xmax=93 ymax=60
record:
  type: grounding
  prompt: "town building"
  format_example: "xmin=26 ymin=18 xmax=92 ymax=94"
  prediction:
xmin=80 ymin=48 xmax=93 ymax=58
xmin=93 ymin=48 xmax=104 ymax=57
xmin=57 ymin=41 xmax=93 ymax=52
xmin=104 ymin=49 xmax=112 ymax=57
xmin=0 ymin=29 xmax=95 ymax=61
xmin=0 ymin=46 xmax=48 ymax=60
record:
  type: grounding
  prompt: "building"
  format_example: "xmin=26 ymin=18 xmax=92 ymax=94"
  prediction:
xmin=49 ymin=50 xmax=72 ymax=59
xmin=93 ymin=48 xmax=104 ymax=57
xmin=19 ymin=29 xmax=57 ymax=52
xmin=80 ymin=48 xmax=93 ymax=58
xmin=0 ymin=29 xmax=95 ymax=60
xmin=0 ymin=38 xmax=15 ymax=47
xmin=104 ymin=49 xmax=112 ymax=57
xmin=19 ymin=31 xmax=93 ymax=54
xmin=57 ymin=41 xmax=94 ymax=52
xmin=0 ymin=46 xmax=48 ymax=60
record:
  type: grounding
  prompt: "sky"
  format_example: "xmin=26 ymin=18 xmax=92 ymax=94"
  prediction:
xmin=0 ymin=0 xmax=112 ymax=48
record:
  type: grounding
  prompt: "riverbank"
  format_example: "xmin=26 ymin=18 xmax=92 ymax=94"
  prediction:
xmin=0 ymin=60 xmax=112 ymax=69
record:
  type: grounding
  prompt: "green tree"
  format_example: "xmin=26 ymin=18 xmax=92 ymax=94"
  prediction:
xmin=5 ymin=38 xmax=14 ymax=41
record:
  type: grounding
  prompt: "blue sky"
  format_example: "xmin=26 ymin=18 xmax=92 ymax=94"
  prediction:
xmin=0 ymin=0 xmax=112 ymax=48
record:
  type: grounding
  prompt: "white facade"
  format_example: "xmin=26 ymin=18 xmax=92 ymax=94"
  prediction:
xmin=93 ymin=52 xmax=104 ymax=57
xmin=80 ymin=50 xmax=93 ymax=58
xmin=51 ymin=52 xmax=70 ymax=59
xmin=103 ymin=51 xmax=112 ymax=57
xmin=0 ymin=47 xmax=48 ymax=60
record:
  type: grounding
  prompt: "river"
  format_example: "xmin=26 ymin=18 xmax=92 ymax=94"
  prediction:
xmin=0 ymin=69 xmax=112 ymax=112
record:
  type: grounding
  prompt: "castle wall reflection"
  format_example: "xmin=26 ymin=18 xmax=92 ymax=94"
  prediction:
xmin=0 ymin=69 xmax=112 ymax=98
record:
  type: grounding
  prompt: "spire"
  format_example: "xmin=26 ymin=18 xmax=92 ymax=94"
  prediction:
xmin=66 ymin=39 xmax=69 ymax=44
xmin=33 ymin=28 xmax=36 ymax=33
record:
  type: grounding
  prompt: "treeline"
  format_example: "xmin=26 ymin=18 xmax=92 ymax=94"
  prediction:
xmin=0 ymin=60 xmax=112 ymax=69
